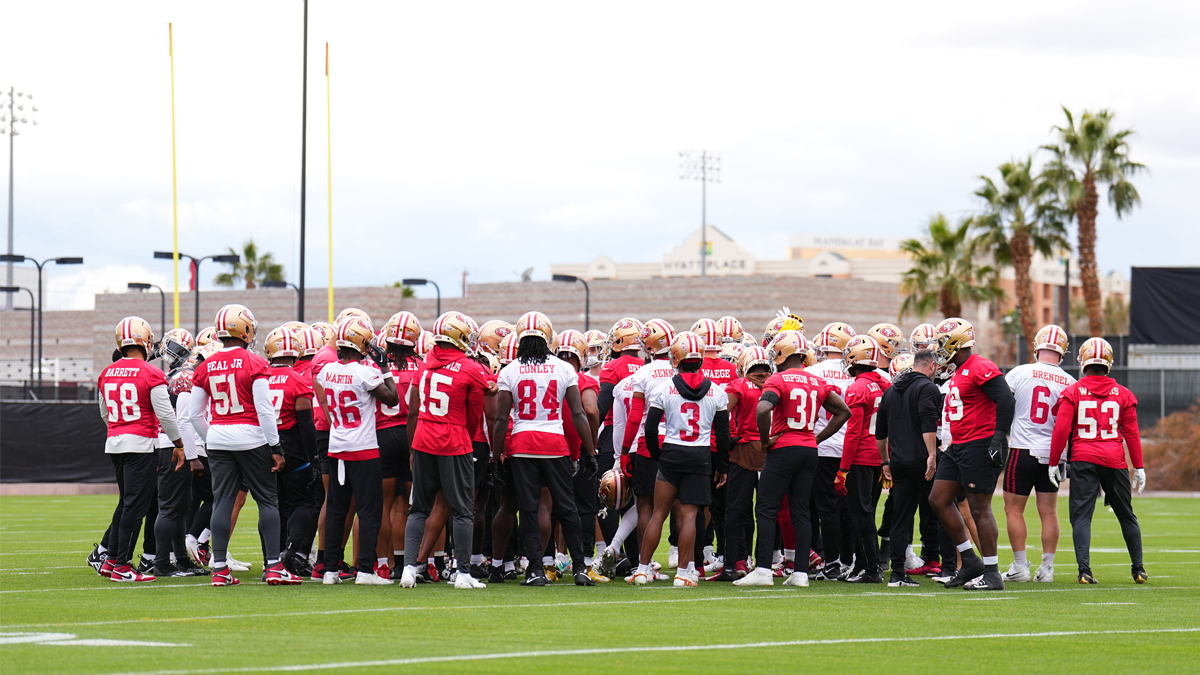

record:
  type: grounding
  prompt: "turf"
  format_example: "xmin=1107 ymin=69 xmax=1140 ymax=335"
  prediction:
xmin=1 ymin=494 xmax=1197 ymax=675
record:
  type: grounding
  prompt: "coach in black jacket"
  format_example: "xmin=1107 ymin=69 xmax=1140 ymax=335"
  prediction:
xmin=875 ymin=349 xmax=942 ymax=585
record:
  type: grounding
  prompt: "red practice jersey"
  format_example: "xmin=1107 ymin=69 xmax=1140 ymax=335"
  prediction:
xmin=99 ymin=358 xmax=168 ymax=439
xmin=841 ymin=369 xmax=891 ymax=470
xmin=469 ymin=368 xmax=499 ymax=444
xmin=562 ymin=370 xmax=599 ymax=460
xmin=192 ymin=347 xmax=271 ymax=427
xmin=1050 ymin=375 xmax=1143 ymax=469
xmin=726 ymin=377 xmax=763 ymax=444
xmin=411 ymin=346 xmax=492 ymax=456
xmin=266 ymin=364 xmax=313 ymax=431
xmin=700 ymin=357 xmax=737 ymax=387
xmin=293 ymin=358 xmax=314 ymax=382
xmin=309 ymin=345 xmax=338 ymax=432
xmin=763 ymin=369 xmax=834 ymax=450
xmin=600 ymin=354 xmax=643 ymax=424
xmin=943 ymin=353 xmax=1003 ymax=444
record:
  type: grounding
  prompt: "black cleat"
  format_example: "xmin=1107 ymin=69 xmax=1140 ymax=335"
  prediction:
xmin=614 ymin=556 xmax=634 ymax=579
xmin=888 ymin=572 xmax=919 ymax=587
xmin=179 ymin=564 xmax=209 ymax=577
xmin=488 ymin=566 xmax=506 ymax=584
xmin=137 ymin=555 xmax=157 ymax=574
xmin=1132 ymin=567 xmax=1148 ymax=584
xmin=706 ymin=568 xmax=735 ymax=582
xmin=87 ymin=544 xmax=104 ymax=572
xmin=963 ymin=570 xmax=1006 ymax=591
xmin=470 ymin=563 xmax=489 ymax=580
xmin=847 ymin=570 xmax=883 ymax=584
xmin=814 ymin=562 xmax=841 ymax=581
xmin=504 ymin=568 xmax=518 ymax=581
xmin=574 ymin=571 xmax=596 ymax=586
xmin=943 ymin=556 xmax=986 ymax=589
xmin=1078 ymin=571 xmax=1099 ymax=585
xmin=521 ymin=571 xmax=548 ymax=587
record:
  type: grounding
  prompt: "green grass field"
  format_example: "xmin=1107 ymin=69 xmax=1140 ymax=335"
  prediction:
xmin=1 ymin=494 xmax=1197 ymax=675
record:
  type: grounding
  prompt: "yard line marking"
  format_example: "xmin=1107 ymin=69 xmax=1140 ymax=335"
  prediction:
xmin=963 ymin=597 xmax=1017 ymax=601
xmin=1082 ymin=602 xmax=1137 ymax=605
xmin=93 ymin=627 xmax=1200 ymax=675
xmin=4 ymin=586 xmax=1193 ymax=629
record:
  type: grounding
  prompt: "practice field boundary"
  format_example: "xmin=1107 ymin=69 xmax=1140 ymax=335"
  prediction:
xmin=90 ymin=627 xmax=1200 ymax=675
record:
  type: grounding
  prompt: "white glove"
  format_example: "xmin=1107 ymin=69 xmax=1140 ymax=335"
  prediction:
xmin=1133 ymin=468 xmax=1146 ymax=495
xmin=1048 ymin=464 xmax=1060 ymax=489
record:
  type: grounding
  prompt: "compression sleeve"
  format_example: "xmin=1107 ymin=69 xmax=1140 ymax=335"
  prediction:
xmin=598 ymin=382 xmax=616 ymax=420
xmin=150 ymin=384 xmax=181 ymax=443
xmin=294 ymin=408 xmax=318 ymax=464
xmin=981 ymin=375 xmax=1015 ymax=438
xmin=622 ymin=396 xmax=645 ymax=451
xmin=251 ymin=378 xmax=281 ymax=446
xmin=713 ymin=410 xmax=731 ymax=473
xmin=644 ymin=407 xmax=664 ymax=461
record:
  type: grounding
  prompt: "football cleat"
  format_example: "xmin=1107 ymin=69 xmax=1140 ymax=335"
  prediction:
xmin=87 ymin=545 xmax=104 ymax=572
xmin=110 ymin=564 xmax=156 ymax=583
xmin=264 ymin=562 xmax=303 ymax=585
xmin=626 ymin=572 xmax=649 ymax=586
xmin=888 ymin=573 xmax=920 ymax=588
xmin=905 ymin=552 xmax=925 ymax=570
xmin=323 ymin=571 xmax=342 ymax=585
xmin=522 ymin=571 xmax=548 ymax=587
xmin=846 ymin=570 xmax=883 ymax=584
xmin=418 ymin=564 xmax=436 ymax=583
xmin=356 ymin=571 xmax=393 ymax=586
xmin=374 ymin=562 xmax=391 ymax=581
xmin=399 ymin=566 xmax=418 ymax=588
xmin=703 ymin=558 xmax=725 ymax=575
xmin=673 ymin=572 xmax=698 ymax=587
xmin=653 ymin=571 xmax=671 ymax=582
xmin=454 ymin=573 xmax=487 ymax=589
xmin=839 ymin=565 xmax=862 ymax=582
xmin=98 ymin=560 xmax=115 ymax=578
xmin=574 ymin=570 xmax=596 ymax=587
xmin=732 ymin=568 xmax=774 ymax=587
xmin=488 ymin=566 xmax=506 ymax=584
xmin=667 ymin=546 xmax=679 ymax=570
xmin=211 ymin=568 xmax=239 ymax=586
xmin=942 ymin=556 xmax=985 ymax=589
xmin=783 ymin=572 xmax=810 ymax=587
xmin=587 ymin=568 xmax=610 ymax=583
xmin=225 ymin=554 xmax=251 ymax=572
xmin=1003 ymin=562 xmax=1031 ymax=583
xmin=1033 ymin=564 xmax=1054 ymax=583
xmin=706 ymin=568 xmax=735 ymax=582
xmin=544 ymin=565 xmax=560 ymax=583
xmin=137 ymin=555 xmax=156 ymax=574
xmin=155 ymin=564 xmax=192 ymax=578
xmin=814 ymin=562 xmax=842 ymax=581
xmin=1132 ymin=567 xmax=1148 ymax=584
xmin=1078 ymin=571 xmax=1098 ymax=585
xmin=702 ymin=546 xmax=717 ymax=567
xmin=338 ymin=562 xmax=356 ymax=582
xmin=809 ymin=550 xmax=824 ymax=572
xmin=599 ymin=546 xmax=619 ymax=578
xmin=650 ymin=560 xmax=662 ymax=572
xmin=179 ymin=564 xmax=209 ymax=577
xmin=907 ymin=561 xmax=942 ymax=577
xmin=310 ymin=562 xmax=325 ymax=581
xmin=963 ymin=571 xmax=1006 ymax=591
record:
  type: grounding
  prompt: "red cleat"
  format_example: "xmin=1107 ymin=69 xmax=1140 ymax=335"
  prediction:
xmin=809 ymin=550 xmax=824 ymax=572
xmin=212 ymin=567 xmax=240 ymax=586
xmin=908 ymin=561 xmax=943 ymax=577
xmin=264 ymin=562 xmax=302 ymax=586
xmin=374 ymin=562 xmax=390 ymax=580
xmin=109 ymin=564 xmax=156 ymax=582
xmin=98 ymin=560 xmax=115 ymax=578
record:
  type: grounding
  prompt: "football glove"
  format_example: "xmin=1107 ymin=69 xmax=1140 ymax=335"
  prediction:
xmin=834 ymin=470 xmax=848 ymax=497
xmin=987 ymin=433 xmax=1009 ymax=469
xmin=581 ymin=452 xmax=598 ymax=481
xmin=620 ymin=453 xmax=632 ymax=478
xmin=1133 ymin=468 xmax=1146 ymax=495
xmin=365 ymin=341 xmax=389 ymax=370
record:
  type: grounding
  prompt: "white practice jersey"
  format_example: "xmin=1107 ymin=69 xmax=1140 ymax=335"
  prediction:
xmin=647 ymin=379 xmax=728 ymax=447
xmin=611 ymin=375 xmax=638 ymax=452
xmin=808 ymin=358 xmax=854 ymax=458
xmin=497 ymin=355 xmax=578 ymax=436
xmin=1005 ymin=362 xmax=1076 ymax=461
xmin=319 ymin=360 xmax=384 ymax=455
xmin=628 ymin=359 xmax=677 ymax=446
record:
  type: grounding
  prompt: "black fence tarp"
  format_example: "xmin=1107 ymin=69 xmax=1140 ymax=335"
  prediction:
xmin=0 ymin=401 xmax=111 ymax=482
xmin=1130 ymin=267 xmax=1200 ymax=345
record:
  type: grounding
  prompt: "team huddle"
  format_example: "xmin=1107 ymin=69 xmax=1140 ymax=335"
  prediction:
xmin=88 ymin=303 xmax=1150 ymax=590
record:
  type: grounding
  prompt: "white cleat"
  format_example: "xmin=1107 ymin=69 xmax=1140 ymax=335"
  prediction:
xmin=673 ymin=572 xmax=698 ymax=587
xmin=185 ymin=535 xmax=203 ymax=566
xmin=454 ymin=573 xmax=487 ymax=589
xmin=733 ymin=567 xmax=774 ymax=587
xmin=702 ymin=545 xmax=716 ymax=567
xmin=226 ymin=554 xmax=252 ymax=572
xmin=1003 ymin=562 xmax=1031 ymax=582
xmin=783 ymin=571 xmax=810 ymax=587
xmin=667 ymin=546 xmax=679 ymax=569
xmin=627 ymin=572 xmax=649 ymax=585
xmin=356 ymin=571 xmax=393 ymax=585
xmin=1033 ymin=564 xmax=1054 ymax=583
xmin=399 ymin=565 xmax=418 ymax=588
xmin=323 ymin=571 xmax=342 ymax=585
xmin=905 ymin=554 xmax=925 ymax=571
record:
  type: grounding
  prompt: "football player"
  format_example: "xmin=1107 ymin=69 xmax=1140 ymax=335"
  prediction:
xmin=762 ymin=307 xmax=803 ymax=348
xmin=488 ymin=333 xmax=522 ymax=583
xmin=554 ymin=329 xmax=606 ymax=581
xmin=492 ymin=312 xmax=595 ymax=587
xmin=736 ymin=330 xmax=850 ymax=588
xmin=96 ymin=318 xmax=185 ymax=582
xmin=402 ymin=312 xmax=494 ymax=589
xmin=835 ymin=335 xmax=891 ymax=584
xmin=184 ymin=341 xmax=219 ymax=570
xmin=597 ymin=370 xmax=640 ymax=577
xmin=315 ymin=316 xmax=398 ymax=585
xmin=692 ymin=319 xmax=737 ymax=570
xmin=910 ymin=324 xmax=937 ymax=352
xmin=469 ymin=349 xmax=502 ymax=580
xmin=630 ymin=332 xmax=732 ymax=586
xmin=584 ymin=329 xmax=608 ymax=378
xmin=263 ymin=327 xmax=322 ymax=578
xmin=927 ymin=318 xmax=1015 ymax=591
xmin=595 ymin=318 xmax=646 ymax=566
xmin=378 ymin=312 xmax=423 ymax=577
xmin=808 ymin=323 xmax=857 ymax=581
xmin=865 ymin=323 xmax=904 ymax=568
xmin=189 ymin=305 xmax=301 ymax=586
xmin=1049 ymin=338 xmax=1147 ymax=585
xmin=1001 ymin=325 xmax=1075 ymax=583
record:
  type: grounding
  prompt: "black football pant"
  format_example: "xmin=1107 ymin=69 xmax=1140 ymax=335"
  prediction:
xmin=845 ymin=464 xmax=882 ymax=572
xmin=188 ymin=456 xmax=214 ymax=538
xmin=878 ymin=487 xmax=893 ymax=562
xmin=154 ymin=447 xmax=191 ymax=568
xmin=1069 ymin=461 xmax=1142 ymax=572
xmin=406 ymin=450 xmax=474 ymax=575
xmin=325 ymin=457 xmax=382 ymax=572
xmin=595 ymin=427 xmax=621 ymax=546
xmin=512 ymin=456 xmax=585 ymax=569
xmin=754 ymin=447 xmax=817 ymax=571
xmin=106 ymin=452 xmax=157 ymax=566
xmin=723 ymin=463 xmax=757 ymax=567
xmin=707 ymin=479 xmax=726 ymax=557
xmin=887 ymin=466 xmax=933 ymax=575
xmin=814 ymin=457 xmax=853 ymax=566
xmin=209 ymin=446 xmax=282 ymax=568
xmin=278 ymin=463 xmax=324 ymax=557
xmin=573 ymin=460 xmax=598 ymax=559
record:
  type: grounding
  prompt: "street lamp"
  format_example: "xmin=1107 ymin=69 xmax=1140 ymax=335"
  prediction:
xmin=552 ymin=274 xmax=590 ymax=331
xmin=154 ymin=251 xmax=240 ymax=336
xmin=402 ymin=278 xmax=440 ymax=317
xmin=679 ymin=150 xmax=720 ymax=277
xmin=2 ymin=88 xmax=39 ymax=310
xmin=128 ymin=282 xmax=166 ymax=338
xmin=262 ymin=279 xmax=302 ymax=321
xmin=0 ymin=285 xmax=35 ymax=385
xmin=0 ymin=254 xmax=82 ymax=388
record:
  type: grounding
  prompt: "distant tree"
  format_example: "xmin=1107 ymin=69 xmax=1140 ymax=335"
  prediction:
xmin=1103 ymin=295 xmax=1130 ymax=335
xmin=214 ymin=240 xmax=284 ymax=290
xmin=1043 ymin=107 xmax=1144 ymax=337
xmin=974 ymin=157 xmax=1070 ymax=361
xmin=900 ymin=213 xmax=1002 ymax=320
xmin=390 ymin=282 xmax=416 ymax=298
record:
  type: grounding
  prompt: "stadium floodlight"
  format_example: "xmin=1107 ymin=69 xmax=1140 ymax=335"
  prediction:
xmin=552 ymin=274 xmax=590 ymax=331
xmin=679 ymin=150 xmax=720 ymax=278
xmin=402 ymin=278 xmax=440 ymax=317
xmin=3 ymin=87 xmax=39 ymax=311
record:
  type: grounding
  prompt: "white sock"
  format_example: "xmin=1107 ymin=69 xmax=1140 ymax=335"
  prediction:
xmin=1042 ymin=552 xmax=1056 ymax=565
xmin=611 ymin=509 xmax=639 ymax=550
xmin=428 ymin=557 xmax=435 ymax=565
xmin=97 ymin=544 xmax=108 ymax=554
xmin=906 ymin=544 xmax=914 ymax=558
xmin=504 ymin=560 xmax=515 ymax=572
xmin=214 ymin=561 xmax=227 ymax=570
xmin=143 ymin=553 xmax=156 ymax=561
xmin=542 ymin=556 xmax=554 ymax=567
xmin=377 ymin=557 xmax=387 ymax=568
xmin=584 ymin=557 xmax=593 ymax=567
xmin=470 ymin=554 xmax=484 ymax=565
xmin=596 ymin=540 xmax=606 ymax=553
xmin=784 ymin=549 xmax=795 ymax=562
xmin=982 ymin=556 xmax=998 ymax=565
xmin=491 ymin=559 xmax=503 ymax=568
xmin=637 ymin=563 xmax=652 ymax=575
xmin=685 ymin=561 xmax=696 ymax=573
xmin=956 ymin=541 xmax=972 ymax=552
xmin=199 ymin=528 xmax=211 ymax=544
xmin=1013 ymin=550 xmax=1028 ymax=566
xmin=393 ymin=549 xmax=403 ymax=556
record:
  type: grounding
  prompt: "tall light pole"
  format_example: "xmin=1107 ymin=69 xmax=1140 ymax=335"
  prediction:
xmin=679 ymin=150 xmax=720 ymax=277
xmin=0 ymin=285 xmax=35 ymax=384
xmin=128 ymin=282 xmax=166 ymax=338
xmin=552 ymin=274 xmax=590 ymax=331
xmin=298 ymin=0 xmax=309 ymax=322
xmin=2 ymin=88 xmax=39 ymax=310
xmin=402 ymin=278 xmax=440 ymax=317
xmin=0 ymin=254 xmax=83 ymax=389
xmin=154 ymin=251 xmax=240 ymax=335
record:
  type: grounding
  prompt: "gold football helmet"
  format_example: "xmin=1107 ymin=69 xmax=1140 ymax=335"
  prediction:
xmin=336 ymin=316 xmax=375 ymax=355
xmin=477 ymin=320 xmax=514 ymax=355
xmin=843 ymin=335 xmax=882 ymax=371
xmin=498 ymin=332 xmax=518 ymax=365
xmin=889 ymin=353 xmax=914 ymax=378
xmin=1078 ymin=337 xmax=1114 ymax=371
xmin=416 ymin=330 xmax=436 ymax=357
xmin=763 ymin=307 xmax=804 ymax=347
xmin=607 ymin=318 xmax=644 ymax=355
xmin=479 ymin=350 xmax=502 ymax=376
xmin=669 ymin=331 xmax=706 ymax=368
xmin=691 ymin=319 xmax=721 ymax=350
xmin=159 ymin=328 xmax=195 ymax=368
xmin=737 ymin=346 xmax=772 ymax=376
xmin=115 ymin=317 xmax=155 ymax=353
xmin=584 ymin=329 xmax=608 ymax=369
xmin=719 ymin=341 xmax=744 ymax=365
xmin=553 ymin=329 xmax=588 ymax=363
xmin=1034 ymin=324 xmax=1070 ymax=357
xmin=281 ymin=321 xmax=309 ymax=337
xmin=814 ymin=322 xmax=857 ymax=355
xmin=599 ymin=469 xmax=632 ymax=510
xmin=431 ymin=311 xmax=479 ymax=352
xmin=640 ymin=319 xmax=675 ymax=356
xmin=190 ymin=340 xmax=221 ymax=365
xmin=264 ymin=327 xmax=300 ymax=360
xmin=294 ymin=326 xmax=321 ymax=356
xmin=515 ymin=311 xmax=554 ymax=345
xmin=195 ymin=326 xmax=218 ymax=347
xmin=384 ymin=311 xmax=423 ymax=347
xmin=718 ymin=316 xmax=744 ymax=343
xmin=909 ymin=323 xmax=937 ymax=351
xmin=310 ymin=322 xmax=336 ymax=347
xmin=335 ymin=307 xmax=369 ymax=328
xmin=215 ymin=304 xmax=258 ymax=346
xmin=741 ymin=333 xmax=759 ymax=348
xmin=867 ymin=323 xmax=904 ymax=360
xmin=768 ymin=329 xmax=814 ymax=367
xmin=933 ymin=318 xmax=975 ymax=366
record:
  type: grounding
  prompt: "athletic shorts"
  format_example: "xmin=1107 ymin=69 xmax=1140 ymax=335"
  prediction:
xmin=378 ymin=425 xmax=412 ymax=483
xmin=935 ymin=438 xmax=999 ymax=494
xmin=1002 ymin=447 xmax=1057 ymax=496
xmin=317 ymin=430 xmax=331 ymax=475
xmin=656 ymin=444 xmax=712 ymax=506
xmin=632 ymin=454 xmax=659 ymax=497
xmin=472 ymin=441 xmax=492 ymax=488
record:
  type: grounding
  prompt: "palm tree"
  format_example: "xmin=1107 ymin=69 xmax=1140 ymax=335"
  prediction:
xmin=899 ymin=213 xmax=1002 ymax=321
xmin=214 ymin=240 xmax=285 ymax=289
xmin=1042 ymin=107 xmax=1144 ymax=336
xmin=973 ymin=157 xmax=1070 ymax=360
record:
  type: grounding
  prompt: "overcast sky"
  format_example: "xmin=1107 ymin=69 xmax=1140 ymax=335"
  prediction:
xmin=2 ymin=0 xmax=1197 ymax=310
